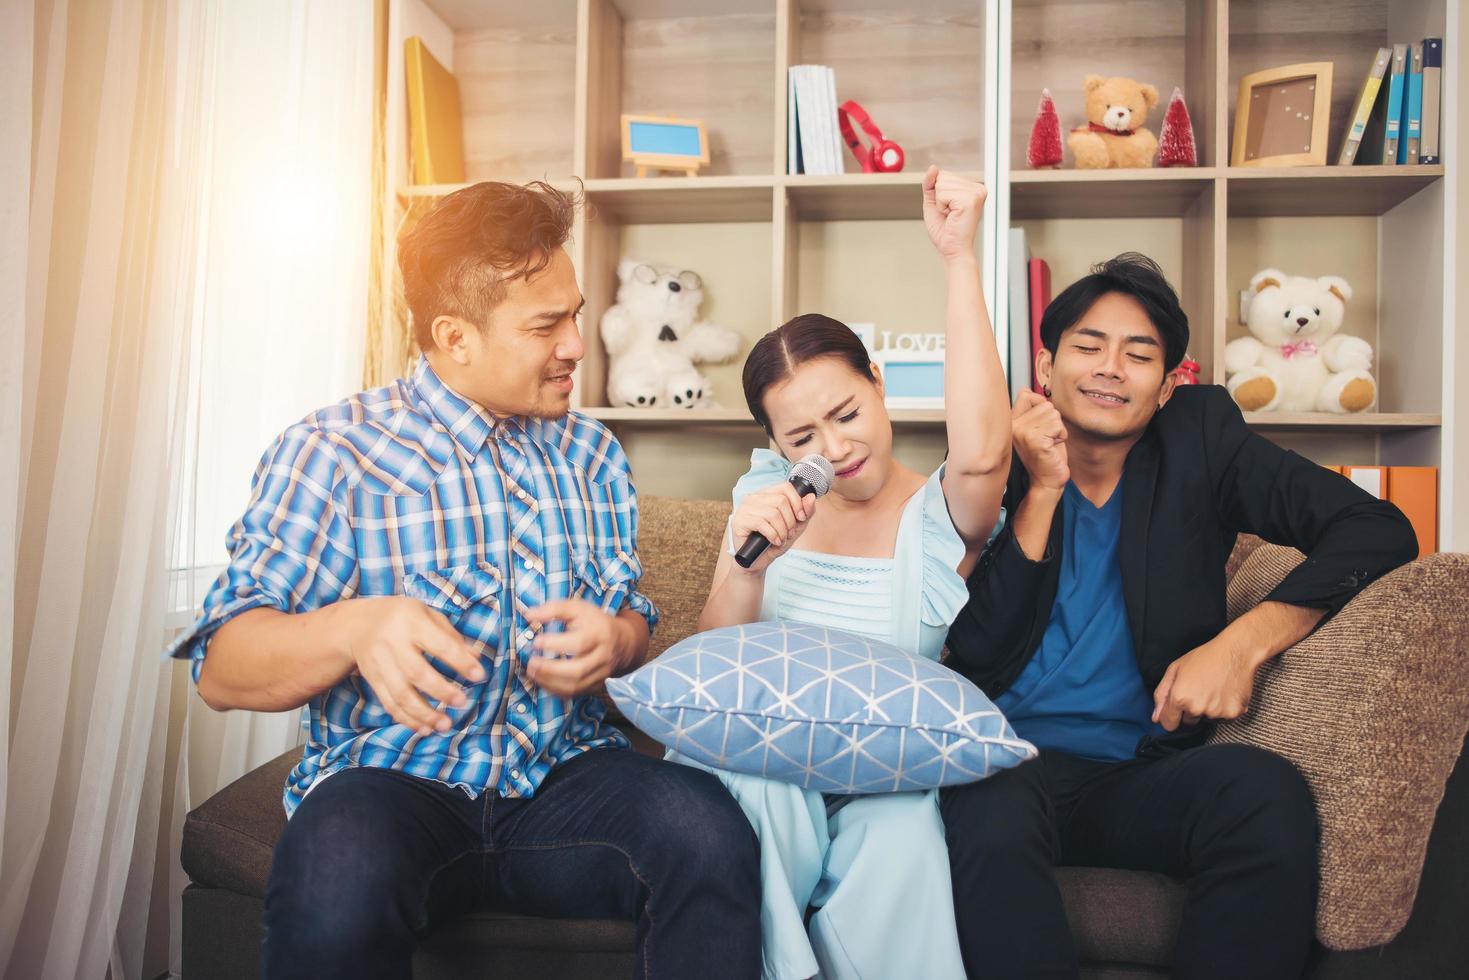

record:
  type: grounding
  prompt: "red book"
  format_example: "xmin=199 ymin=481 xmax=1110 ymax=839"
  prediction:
xmin=1028 ymin=258 xmax=1052 ymax=393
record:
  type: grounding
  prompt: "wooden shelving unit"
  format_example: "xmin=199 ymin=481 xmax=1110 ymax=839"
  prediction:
xmin=383 ymin=0 xmax=1456 ymax=537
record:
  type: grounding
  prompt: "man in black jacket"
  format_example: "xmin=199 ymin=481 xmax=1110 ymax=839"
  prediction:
xmin=942 ymin=254 xmax=1418 ymax=980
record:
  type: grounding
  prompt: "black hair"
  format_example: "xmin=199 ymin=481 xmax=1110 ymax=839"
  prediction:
xmin=1039 ymin=252 xmax=1189 ymax=371
xmin=742 ymin=314 xmax=876 ymax=433
xmin=397 ymin=180 xmax=580 ymax=351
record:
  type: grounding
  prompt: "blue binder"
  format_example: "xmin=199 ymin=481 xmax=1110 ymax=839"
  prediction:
xmin=1383 ymin=44 xmax=1408 ymax=165
xmin=1401 ymin=44 xmax=1424 ymax=163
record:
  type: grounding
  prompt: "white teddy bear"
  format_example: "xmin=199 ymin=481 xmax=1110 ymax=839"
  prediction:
xmin=600 ymin=259 xmax=741 ymax=409
xmin=1224 ymin=268 xmax=1377 ymax=414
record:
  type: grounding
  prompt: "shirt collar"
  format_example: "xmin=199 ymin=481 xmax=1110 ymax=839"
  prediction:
xmin=410 ymin=356 xmax=525 ymax=458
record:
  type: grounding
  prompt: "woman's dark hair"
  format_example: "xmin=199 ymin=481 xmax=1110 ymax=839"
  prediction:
xmin=397 ymin=180 xmax=580 ymax=351
xmin=742 ymin=314 xmax=876 ymax=433
xmin=1039 ymin=253 xmax=1189 ymax=371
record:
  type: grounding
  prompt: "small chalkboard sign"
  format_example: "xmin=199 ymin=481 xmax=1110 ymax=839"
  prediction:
xmin=621 ymin=114 xmax=710 ymax=177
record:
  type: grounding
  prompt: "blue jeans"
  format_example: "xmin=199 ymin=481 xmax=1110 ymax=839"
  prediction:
xmin=262 ymin=748 xmax=761 ymax=979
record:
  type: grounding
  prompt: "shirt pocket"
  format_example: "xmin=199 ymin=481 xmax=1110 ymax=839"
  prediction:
xmin=403 ymin=561 xmax=504 ymax=649
xmin=571 ymin=548 xmax=641 ymax=611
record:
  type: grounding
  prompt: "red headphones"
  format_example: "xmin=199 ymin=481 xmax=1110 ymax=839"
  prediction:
xmin=837 ymin=100 xmax=905 ymax=173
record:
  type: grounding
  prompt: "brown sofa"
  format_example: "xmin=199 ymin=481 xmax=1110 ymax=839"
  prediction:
xmin=181 ymin=497 xmax=1469 ymax=978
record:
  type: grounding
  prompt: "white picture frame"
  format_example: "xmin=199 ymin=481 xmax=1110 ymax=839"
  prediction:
xmin=876 ymin=348 xmax=945 ymax=409
xmin=847 ymin=321 xmax=877 ymax=355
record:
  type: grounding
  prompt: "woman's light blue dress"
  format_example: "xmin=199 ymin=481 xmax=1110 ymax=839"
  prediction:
xmin=671 ymin=449 xmax=988 ymax=980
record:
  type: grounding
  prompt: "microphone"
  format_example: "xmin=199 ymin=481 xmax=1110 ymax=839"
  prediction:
xmin=734 ymin=454 xmax=835 ymax=569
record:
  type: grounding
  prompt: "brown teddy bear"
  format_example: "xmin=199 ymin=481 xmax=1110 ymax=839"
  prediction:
xmin=1067 ymin=75 xmax=1160 ymax=169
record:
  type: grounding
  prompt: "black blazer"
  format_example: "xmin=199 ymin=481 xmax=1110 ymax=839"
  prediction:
xmin=945 ymin=384 xmax=1418 ymax=745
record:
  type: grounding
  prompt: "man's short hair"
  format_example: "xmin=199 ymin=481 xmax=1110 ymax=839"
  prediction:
xmin=398 ymin=180 xmax=580 ymax=351
xmin=1039 ymin=253 xmax=1190 ymax=372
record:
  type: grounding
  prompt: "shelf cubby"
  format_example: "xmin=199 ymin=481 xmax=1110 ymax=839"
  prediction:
xmin=383 ymin=0 xmax=1456 ymax=519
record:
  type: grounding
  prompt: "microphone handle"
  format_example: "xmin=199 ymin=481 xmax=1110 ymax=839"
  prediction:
xmin=732 ymin=475 xmax=821 ymax=569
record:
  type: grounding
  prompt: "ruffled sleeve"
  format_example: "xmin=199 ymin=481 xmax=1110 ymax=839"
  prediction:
xmin=919 ymin=466 xmax=1007 ymax=628
xmin=731 ymin=448 xmax=791 ymax=510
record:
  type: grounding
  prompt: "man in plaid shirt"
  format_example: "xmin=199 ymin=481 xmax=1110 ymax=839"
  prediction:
xmin=170 ymin=181 xmax=760 ymax=979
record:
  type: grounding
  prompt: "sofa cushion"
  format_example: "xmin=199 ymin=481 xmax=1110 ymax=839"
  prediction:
xmin=183 ymin=749 xmax=1187 ymax=968
xmin=1213 ymin=544 xmax=1469 ymax=950
xmin=609 ymin=620 xmax=1036 ymax=792
xmin=183 ymin=725 xmax=666 ymax=901
xmin=636 ymin=496 xmax=729 ymax=658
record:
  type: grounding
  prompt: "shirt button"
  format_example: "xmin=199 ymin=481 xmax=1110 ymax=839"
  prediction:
xmin=516 ymin=703 xmax=528 ymax=714
xmin=522 ymin=558 xmax=534 ymax=571
xmin=510 ymin=768 xmax=522 ymax=780
xmin=521 ymin=628 xmax=534 ymax=643
xmin=515 ymin=490 xmax=530 ymax=503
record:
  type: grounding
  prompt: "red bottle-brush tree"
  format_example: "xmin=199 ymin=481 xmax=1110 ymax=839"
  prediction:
xmin=1028 ymin=88 xmax=1063 ymax=168
xmin=1158 ymin=86 xmax=1197 ymax=167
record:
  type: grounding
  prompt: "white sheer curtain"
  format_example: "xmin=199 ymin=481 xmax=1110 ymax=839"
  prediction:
xmin=169 ymin=0 xmax=373 ymax=862
xmin=2 ymin=0 xmax=373 ymax=977
xmin=2 ymin=1 xmax=209 ymax=976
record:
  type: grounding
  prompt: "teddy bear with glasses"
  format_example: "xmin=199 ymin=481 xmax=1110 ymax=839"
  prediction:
xmin=601 ymin=259 xmax=741 ymax=410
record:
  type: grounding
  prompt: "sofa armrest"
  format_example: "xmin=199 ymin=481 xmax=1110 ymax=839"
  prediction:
xmin=1210 ymin=548 xmax=1469 ymax=951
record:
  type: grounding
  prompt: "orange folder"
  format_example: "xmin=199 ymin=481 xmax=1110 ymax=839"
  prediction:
xmin=1387 ymin=466 xmax=1438 ymax=557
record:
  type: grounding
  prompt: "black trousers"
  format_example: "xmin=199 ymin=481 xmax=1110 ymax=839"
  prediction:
xmin=940 ymin=742 xmax=1319 ymax=979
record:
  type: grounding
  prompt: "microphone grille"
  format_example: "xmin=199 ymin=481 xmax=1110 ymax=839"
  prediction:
xmin=790 ymin=454 xmax=835 ymax=497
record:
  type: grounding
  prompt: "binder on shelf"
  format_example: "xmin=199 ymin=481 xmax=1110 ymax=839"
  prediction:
xmin=788 ymin=65 xmax=842 ymax=176
xmin=1338 ymin=47 xmax=1391 ymax=165
xmin=1007 ymin=229 xmax=1032 ymax=401
xmin=824 ymin=67 xmax=845 ymax=174
xmin=1028 ymin=258 xmax=1052 ymax=394
xmin=405 ymin=37 xmax=466 ymax=185
xmin=787 ymin=72 xmax=802 ymax=174
xmin=1387 ymin=466 xmax=1438 ymax=557
xmin=1421 ymin=38 xmax=1443 ymax=164
xmin=1381 ymin=44 xmax=1409 ymax=165
xmin=1402 ymin=43 xmax=1424 ymax=164
xmin=1343 ymin=465 xmax=1389 ymax=499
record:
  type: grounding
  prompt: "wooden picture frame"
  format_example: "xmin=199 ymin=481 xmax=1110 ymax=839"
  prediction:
xmin=620 ymin=114 xmax=710 ymax=177
xmin=1231 ymin=62 xmax=1333 ymax=167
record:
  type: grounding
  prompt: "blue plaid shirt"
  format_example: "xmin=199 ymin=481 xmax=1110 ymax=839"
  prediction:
xmin=168 ymin=358 xmax=658 ymax=815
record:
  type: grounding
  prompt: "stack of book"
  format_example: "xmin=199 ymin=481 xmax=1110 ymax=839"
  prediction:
xmin=1338 ymin=38 xmax=1444 ymax=165
xmin=1326 ymin=464 xmax=1439 ymax=556
xmin=788 ymin=65 xmax=845 ymax=175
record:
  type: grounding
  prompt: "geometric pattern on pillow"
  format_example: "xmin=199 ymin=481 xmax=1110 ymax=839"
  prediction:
xmin=607 ymin=620 xmax=1036 ymax=793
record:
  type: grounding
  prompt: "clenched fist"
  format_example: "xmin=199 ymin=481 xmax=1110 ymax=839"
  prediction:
xmin=727 ymin=480 xmax=818 ymax=574
xmin=1012 ymin=389 xmax=1069 ymax=491
xmin=922 ymin=166 xmax=988 ymax=265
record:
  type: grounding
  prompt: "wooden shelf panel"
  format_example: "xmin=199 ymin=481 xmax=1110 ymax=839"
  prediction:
xmin=398 ymin=178 xmax=584 ymax=201
xmin=1242 ymin=412 xmax=1441 ymax=430
xmin=581 ymin=407 xmax=1440 ymax=432
xmin=582 ymin=407 xmax=753 ymax=423
xmin=783 ymin=173 xmax=938 ymax=221
xmin=1010 ymin=168 xmax=1217 ymax=219
xmin=584 ymin=176 xmax=775 ymax=224
xmin=580 ymin=405 xmax=946 ymax=425
xmin=1226 ymin=166 xmax=1444 ymax=217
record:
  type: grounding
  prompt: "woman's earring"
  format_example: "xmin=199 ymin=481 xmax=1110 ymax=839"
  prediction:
xmin=1042 ymin=385 xmax=1051 ymax=398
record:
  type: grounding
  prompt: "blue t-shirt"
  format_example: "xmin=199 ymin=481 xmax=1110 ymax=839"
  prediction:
xmin=994 ymin=478 xmax=1164 ymax=761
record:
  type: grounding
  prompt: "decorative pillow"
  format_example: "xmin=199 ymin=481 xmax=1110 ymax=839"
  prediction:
xmin=607 ymin=621 xmax=1036 ymax=793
